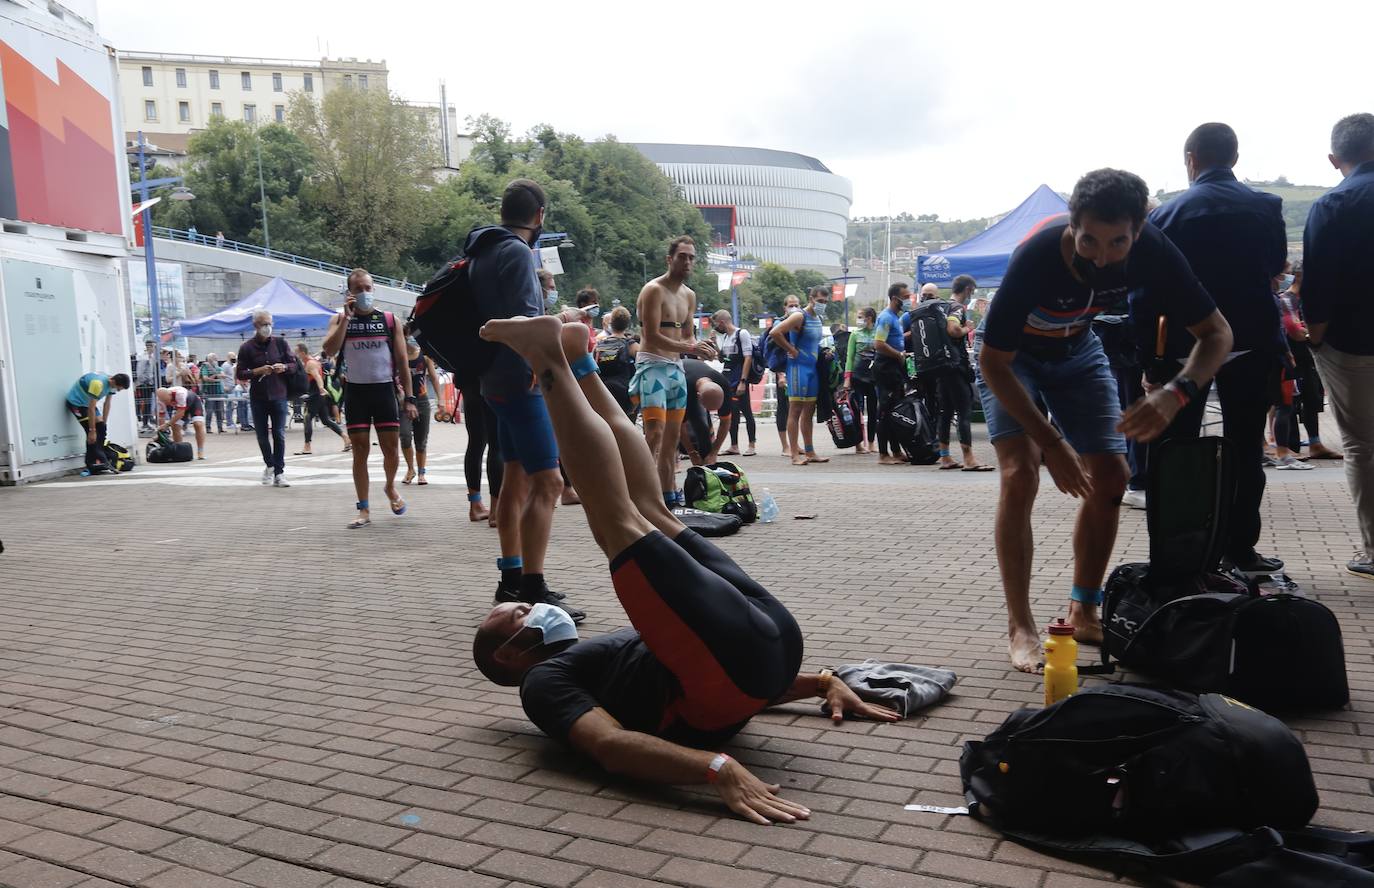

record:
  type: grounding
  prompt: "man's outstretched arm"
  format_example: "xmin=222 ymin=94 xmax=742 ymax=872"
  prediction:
xmin=567 ymin=707 xmax=810 ymax=825
xmin=770 ymin=672 xmax=901 ymax=724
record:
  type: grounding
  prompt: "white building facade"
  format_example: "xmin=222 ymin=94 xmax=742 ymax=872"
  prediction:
xmin=633 ymin=143 xmax=852 ymax=269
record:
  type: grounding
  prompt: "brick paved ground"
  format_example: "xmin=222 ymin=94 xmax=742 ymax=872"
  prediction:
xmin=0 ymin=417 xmax=1369 ymax=888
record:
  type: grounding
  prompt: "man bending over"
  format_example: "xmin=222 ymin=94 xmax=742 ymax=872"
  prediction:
xmin=473 ymin=315 xmax=899 ymax=824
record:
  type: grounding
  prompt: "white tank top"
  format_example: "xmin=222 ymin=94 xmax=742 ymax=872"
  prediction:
xmin=343 ymin=311 xmax=395 ymax=384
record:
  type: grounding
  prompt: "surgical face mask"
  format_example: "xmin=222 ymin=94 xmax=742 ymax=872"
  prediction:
xmin=545 ymin=290 xmax=559 ymax=310
xmin=1278 ymin=273 xmax=1295 ymax=290
xmin=522 ymin=602 xmax=579 ymax=646
xmin=354 ymin=289 xmax=375 ymax=313
xmin=785 ymin=305 xmax=801 ymax=315
xmin=586 ymin=305 xmax=601 ymax=319
xmin=256 ymin=324 xmax=272 ymax=339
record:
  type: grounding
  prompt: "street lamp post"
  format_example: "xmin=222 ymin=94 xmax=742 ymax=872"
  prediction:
xmin=727 ymin=241 xmax=739 ymax=327
xmin=132 ymin=131 xmax=195 ymax=358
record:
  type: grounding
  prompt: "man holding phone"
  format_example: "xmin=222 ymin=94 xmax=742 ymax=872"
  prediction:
xmin=323 ymin=269 xmax=418 ymax=528
xmin=236 ymin=310 xmax=297 ymax=486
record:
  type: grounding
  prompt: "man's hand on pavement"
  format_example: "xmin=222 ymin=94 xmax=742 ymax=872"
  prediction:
xmin=714 ymin=759 xmax=811 ymax=825
xmin=823 ymin=680 xmax=901 ymax=725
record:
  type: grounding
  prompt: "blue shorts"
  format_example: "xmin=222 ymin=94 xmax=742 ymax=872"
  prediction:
xmin=786 ymin=358 xmax=819 ymax=402
xmin=486 ymin=390 xmax=560 ymax=474
xmin=974 ymin=332 xmax=1126 ymax=455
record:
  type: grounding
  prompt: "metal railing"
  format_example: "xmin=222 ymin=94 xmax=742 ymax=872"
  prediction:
xmin=151 ymin=226 xmax=423 ymax=293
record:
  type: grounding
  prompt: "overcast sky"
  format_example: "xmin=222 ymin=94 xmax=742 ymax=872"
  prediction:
xmin=95 ymin=0 xmax=1369 ymax=220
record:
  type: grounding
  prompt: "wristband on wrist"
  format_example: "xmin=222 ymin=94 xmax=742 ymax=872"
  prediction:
xmin=706 ymin=753 xmax=731 ymax=783
xmin=1165 ymin=384 xmax=1189 ymax=407
xmin=1166 ymin=374 xmax=1199 ymax=407
xmin=818 ymin=668 xmax=833 ymax=694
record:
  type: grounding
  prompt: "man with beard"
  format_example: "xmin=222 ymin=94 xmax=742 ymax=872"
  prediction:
xmin=976 ymin=168 xmax=1233 ymax=673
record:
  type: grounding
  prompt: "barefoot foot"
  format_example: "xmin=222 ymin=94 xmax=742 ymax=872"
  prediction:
xmin=469 ymin=500 xmax=489 ymax=522
xmin=1009 ymin=622 xmax=1044 ymax=674
xmin=1067 ymin=601 xmax=1104 ymax=646
xmin=479 ymin=315 xmax=565 ymax=359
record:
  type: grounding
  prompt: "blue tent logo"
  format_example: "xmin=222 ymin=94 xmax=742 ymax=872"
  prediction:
xmin=921 ymin=255 xmax=952 ymax=281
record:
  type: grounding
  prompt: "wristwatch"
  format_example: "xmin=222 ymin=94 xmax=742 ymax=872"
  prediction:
xmin=405 ymin=395 xmax=418 ymax=405
xmin=1166 ymin=374 xmax=1200 ymax=406
xmin=818 ymin=668 xmax=834 ymax=694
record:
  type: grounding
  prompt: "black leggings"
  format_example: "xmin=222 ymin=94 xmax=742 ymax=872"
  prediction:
xmin=850 ymin=378 xmax=879 ymax=443
xmin=461 ymin=381 xmax=504 ymax=499
xmin=608 ymin=528 xmax=803 ymax=739
xmin=729 ymin=386 xmax=756 ymax=446
xmin=774 ymin=385 xmax=790 ymax=433
xmin=875 ymin=359 xmax=907 ymax=456
xmin=937 ymin=373 xmax=973 ymax=448
xmin=68 ymin=404 xmax=106 ymax=468
xmin=303 ymin=392 xmax=343 ymax=444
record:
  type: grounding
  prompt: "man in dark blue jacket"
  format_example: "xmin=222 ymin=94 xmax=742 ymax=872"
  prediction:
xmin=1304 ymin=113 xmax=1374 ymax=580
xmin=468 ymin=179 xmax=584 ymax=622
xmin=1148 ymin=123 xmax=1288 ymax=575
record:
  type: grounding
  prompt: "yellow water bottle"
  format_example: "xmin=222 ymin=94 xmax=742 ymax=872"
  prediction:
xmin=1043 ymin=618 xmax=1079 ymax=707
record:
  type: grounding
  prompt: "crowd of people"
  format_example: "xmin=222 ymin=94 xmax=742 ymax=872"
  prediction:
xmin=64 ymin=112 xmax=1374 ymax=820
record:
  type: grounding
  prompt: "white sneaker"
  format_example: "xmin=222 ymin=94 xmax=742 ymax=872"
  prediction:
xmin=1121 ymin=489 xmax=1147 ymax=510
xmin=273 ymin=473 xmax=290 ymax=487
xmin=261 ymin=467 xmax=273 ymax=485
xmin=1275 ymin=455 xmax=1313 ymax=471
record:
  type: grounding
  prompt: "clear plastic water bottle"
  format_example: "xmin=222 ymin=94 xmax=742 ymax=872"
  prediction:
xmin=758 ymin=488 xmax=779 ymax=523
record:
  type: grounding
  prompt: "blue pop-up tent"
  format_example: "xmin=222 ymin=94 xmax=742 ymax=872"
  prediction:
xmin=915 ymin=184 xmax=1069 ymax=289
xmin=176 ymin=277 xmax=337 ymax=337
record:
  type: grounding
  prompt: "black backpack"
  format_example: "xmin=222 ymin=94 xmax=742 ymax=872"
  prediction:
xmin=827 ymin=391 xmax=863 ymax=449
xmin=908 ymin=300 xmax=959 ymax=376
xmin=593 ymin=336 xmax=636 ymax=382
xmin=275 ymin=337 xmax=309 ymax=399
xmin=1098 ymin=437 xmax=1350 ymax=711
xmin=884 ymin=393 xmax=939 ymax=464
xmin=408 ymin=245 xmax=496 ymax=384
xmin=960 ymin=685 xmax=1319 ymax=839
xmin=731 ymin=329 xmax=765 ymax=386
xmin=146 ymin=431 xmax=193 ymax=463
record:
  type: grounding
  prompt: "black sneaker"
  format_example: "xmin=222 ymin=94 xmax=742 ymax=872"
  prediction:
xmin=1347 ymin=557 xmax=1374 ymax=581
xmin=1225 ymin=553 xmax=1285 ymax=574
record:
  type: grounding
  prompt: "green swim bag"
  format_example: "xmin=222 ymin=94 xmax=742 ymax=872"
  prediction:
xmin=684 ymin=461 xmax=757 ymax=524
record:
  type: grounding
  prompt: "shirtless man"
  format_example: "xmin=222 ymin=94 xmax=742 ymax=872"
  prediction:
xmin=632 ymin=235 xmax=717 ymax=506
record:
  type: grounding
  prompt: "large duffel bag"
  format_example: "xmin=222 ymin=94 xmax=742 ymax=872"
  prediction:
xmin=683 ymin=461 xmax=757 ymax=523
xmin=827 ymin=392 xmax=863 ymax=449
xmin=1098 ymin=437 xmax=1349 ymax=711
xmin=146 ymin=438 xmax=193 ymax=463
xmin=960 ymin=685 xmax=1319 ymax=839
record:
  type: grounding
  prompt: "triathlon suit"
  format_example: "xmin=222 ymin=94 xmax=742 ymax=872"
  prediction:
xmin=521 ymin=528 xmax=803 ymax=747
xmin=399 ymin=355 xmax=433 ymax=453
xmin=164 ymin=386 xmax=204 ymax=423
xmin=628 ymin=320 xmax=689 ymax=423
xmin=785 ymin=308 xmax=823 ymax=402
xmin=342 ymin=310 xmax=400 ymax=434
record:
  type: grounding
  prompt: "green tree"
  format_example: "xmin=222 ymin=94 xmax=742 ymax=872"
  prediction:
xmin=290 ymin=87 xmax=440 ymax=276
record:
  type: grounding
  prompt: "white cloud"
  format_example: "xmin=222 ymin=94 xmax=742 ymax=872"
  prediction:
xmin=99 ymin=0 xmax=1366 ymax=219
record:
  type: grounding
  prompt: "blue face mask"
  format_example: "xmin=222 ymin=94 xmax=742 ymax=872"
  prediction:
xmin=355 ymin=290 xmax=375 ymax=313
xmin=546 ymin=290 xmax=559 ymax=310
xmin=586 ymin=305 xmax=601 ymax=319
xmin=1278 ymin=274 xmax=1295 ymax=290
xmin=522 ymin=602 xmax=578 ymax=646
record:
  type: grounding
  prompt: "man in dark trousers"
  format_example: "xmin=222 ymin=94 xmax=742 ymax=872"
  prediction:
xmin=1303 ymin=112 xmax=1374 ymax=580
xmin=1148 ymin=123 xmax=1289 ymax=575
xmin=469 ymin=178 xmax=584 ymax=623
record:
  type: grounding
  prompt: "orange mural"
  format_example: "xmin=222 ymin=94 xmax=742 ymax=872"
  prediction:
xmin=0 ymin=34 xmax=122 ymax=235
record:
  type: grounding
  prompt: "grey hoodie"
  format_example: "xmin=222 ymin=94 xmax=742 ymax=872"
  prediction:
xmin=820 ymin=660 xmax=957 ymax=718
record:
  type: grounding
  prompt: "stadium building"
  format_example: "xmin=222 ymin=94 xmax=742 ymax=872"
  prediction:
xmin=633 ymin=143 xmax=852 ymax=270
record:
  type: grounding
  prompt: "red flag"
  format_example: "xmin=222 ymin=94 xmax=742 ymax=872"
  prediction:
xmin=731 ymin=270 xmax=748 ymax=287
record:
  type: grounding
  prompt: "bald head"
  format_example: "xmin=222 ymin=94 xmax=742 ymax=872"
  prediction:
xmin=919 ymin=283 xmax=940 ymax=301
xmin=697 ymin=379 xmax=724 ymax=412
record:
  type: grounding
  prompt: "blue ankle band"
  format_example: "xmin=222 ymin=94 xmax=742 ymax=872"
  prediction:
xmin=468 ymin=492 xmax=482 ymax=503
xmin=1070 ymin=585 xmax=1104 ymax=605
xmin=571 ymin=353 xmax=598 ymax=381
xmin=418 ymin=468 xmax=426 ymax=475
xmin=497 ymin=555 xmax=523 ymax=570
xmin=939 ymin=448 xmax=951 ymax=457
xmin=356 ymin=500 xmax=368 ymax=510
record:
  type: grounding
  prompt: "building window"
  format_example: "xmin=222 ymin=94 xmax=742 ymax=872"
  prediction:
xmin=211 ymin=102 xmax=223 ymax=118
xmin=141 ymin=66 xmax=152 ymax=87
xmin=243 ymin=104 xmax=256 ymax=123
xmin=272 ymin=72 xmax=282 ymax=92
xmin=303 ymin=72 xmax=313 ymax=93
xmin=274 ymin=105 xmax=285 ymax=123
xmin=241 ymin=71 xmax=251 ymax=90
xmin=144 ymin=100 xmax=157 ymax=121
xmin=343 ymin=74 xmax=352 ymax=88
xmin=178 ymin=101 xmax=191 ymax=123
xmin=359 ymin=74 xmax=368 ymax=90
xmin=175 ymin=67 xmax=187 ymax=88
xmin=209 ymin=69 xmax=220 ymax=89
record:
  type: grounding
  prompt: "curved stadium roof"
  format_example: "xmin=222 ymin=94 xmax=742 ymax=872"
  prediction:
xmin=632 ymin=143 xmax=832 ymax=174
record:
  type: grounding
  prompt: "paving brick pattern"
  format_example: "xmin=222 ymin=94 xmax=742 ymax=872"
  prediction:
xmin=0 ymin=421 xmax=1368 ymax=887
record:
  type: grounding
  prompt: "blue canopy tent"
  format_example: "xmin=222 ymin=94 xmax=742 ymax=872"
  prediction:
xmin=176 ymin=277 xmax=337 ymax=337
xmin=915 ymin=184 xmax=1069 ymax=289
